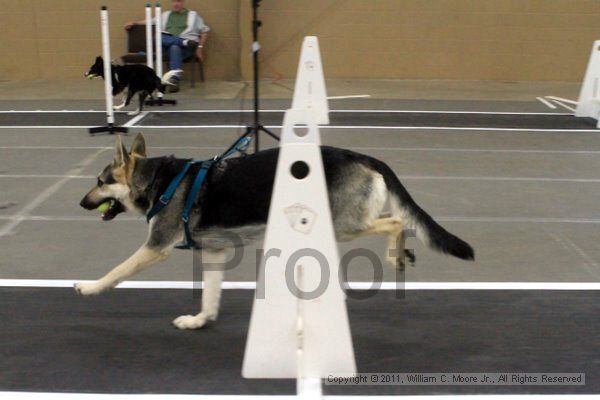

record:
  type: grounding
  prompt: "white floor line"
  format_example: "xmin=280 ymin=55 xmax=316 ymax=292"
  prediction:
xmin=0 ymin=148 xmax=107 ymax=237
xmin=0 ymin=215 xmax=143 ymax=221
xmin=350 ymin=146 xmax=600 ymax=154
xmin=1 ymin=395 xmax=599 ymax=400
xmin=328 ymin=95 xmax=371 ymax=100
xmin=536 ymin=97 xmax=557 ymax=109
xmin=0 ymin=125 xmax=598 ymax=132
xmin=2 ymin=173 xmax=599 ymax=183
xmin=0 ymin=146 xmax=224 ymax=150
xmin=2 ymin=279 xmax=600 ymax=290
xmin=0 ymin=215 xmax=598 ymax=224
xmin=320 ymin=126 xmax=599 ymax=133
xmin=327 ymin=110 xmax=573 ymax=115
xmin=0 ymin=146 xmax=114 ymax=150
xmin=123 ymin=111 xmax=149 ymax=127
xmin=437 ymin=216 xmax=600 ymax=224
xmin=0 ymin=393 xmax=296 ymax=400
xmin=0 ymin=393 xmax=597 ymax=400
xmin=0 ymin=109 xmax=574 ymax=115
xmin=0 ymin=110 xmax=109 ymax=113
xmin=398 ymin=176 xmax=600 ymax=183
xmin=2 ymin=145 xmax=599 ymax=155
xmin=546 ymin=99 xmax=577 ymax=113
xmin=0 ymin=174 xmax=95 ymax=179
xmin=0 ymin=126 xmax=98 ymax=129
xmin=546 ymin=96 xmax=578 ymax=105
xmin=121 ymin=125 xmax=600 ymax=133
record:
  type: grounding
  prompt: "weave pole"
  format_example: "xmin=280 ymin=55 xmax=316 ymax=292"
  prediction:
xmin=145 ymin=3 xmax=154 ymax=70
xmin=89 ymin=6 xmax=128 ymax=135
xmin=146 ymin=2 xmax=177 ymax=106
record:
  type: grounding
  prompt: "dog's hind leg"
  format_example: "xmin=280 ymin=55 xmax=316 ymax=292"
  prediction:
xmin=113 ymin=93 xmax=127 ymax=110
xmin=349 ymin=217 xmax=415 ymax=269
xmin=173 ymin=250 xmax=226 ymax=330
xmin=128 ymin=92 xmax=146 ymax=116
xmin=74 ymin=244 xmax=172 ymax=296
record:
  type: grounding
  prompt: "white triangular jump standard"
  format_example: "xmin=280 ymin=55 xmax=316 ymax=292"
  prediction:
xmin=537 ymin=40 xmax=600 ymax=128
xmin=575 ymin=40 xmax=600 ymax=128
xmin=242 ymin=37 xmax=356 ymax=396
xmin=290 ymin=38 xmax=330 ymax=125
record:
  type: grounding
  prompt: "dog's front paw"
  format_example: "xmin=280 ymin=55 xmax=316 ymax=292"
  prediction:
xmin=74 ymin=281 xmax=104 ymax=296
xmin=172 ymin=313 xmax=216 ymax=330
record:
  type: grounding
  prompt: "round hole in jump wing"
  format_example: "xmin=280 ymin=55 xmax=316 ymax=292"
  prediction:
xmin=293 ymin=124 xmax=309 ymax=137
xmin=290 ymin=161 xmax=310 ymax=180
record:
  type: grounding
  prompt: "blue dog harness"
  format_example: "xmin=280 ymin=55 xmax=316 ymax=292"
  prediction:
xmin=146 ymin=135 xmax=252 ymax=249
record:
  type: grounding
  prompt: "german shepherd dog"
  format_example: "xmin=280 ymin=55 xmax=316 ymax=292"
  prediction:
xmin=85 ymin=56 xmax=180 ymax=115
xmin=77 ymin=134 xmax=474 ymax=329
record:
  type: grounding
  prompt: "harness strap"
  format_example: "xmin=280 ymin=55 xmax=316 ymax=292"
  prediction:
xmin=177 ymin=160 xmax=214 ymax=249
xmin=147 ymin=133 xmax=254 ymax=249
xmin=222 ymin=136 xmax=252 ymax=159
xmin=146 ymin=161 xmax=193 ymax=222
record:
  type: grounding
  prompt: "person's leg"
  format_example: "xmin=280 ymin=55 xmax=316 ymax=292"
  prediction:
xmin=161 ymin=35 xmax=185 ymax=47
xmin=161 ymin=35 xmax=186 ymax=71
xmin=168 ymin=45 xmax=184 ymax=71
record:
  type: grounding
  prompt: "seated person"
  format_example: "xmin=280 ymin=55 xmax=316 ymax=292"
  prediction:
xmin=126 ymin=0 xmax=210 ymax=92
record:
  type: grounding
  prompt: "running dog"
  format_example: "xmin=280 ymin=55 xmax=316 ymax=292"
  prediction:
xmin=77 ymin=134 xmax=474 ymax=329
xmin=85 ymin=56 xmax=180 ymax=115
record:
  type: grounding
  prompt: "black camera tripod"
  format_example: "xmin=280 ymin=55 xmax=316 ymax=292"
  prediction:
xmin=240 ymin=0 xmax=279 ymax=152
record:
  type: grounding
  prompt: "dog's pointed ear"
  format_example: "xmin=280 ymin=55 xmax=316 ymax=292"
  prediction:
xmin=113 ymin=135 xmax=130 ymax=166
xmin=130 ymin=133 xmax=146 ymax=157
xmin=96 ymin=56 xmax=103 ymax=63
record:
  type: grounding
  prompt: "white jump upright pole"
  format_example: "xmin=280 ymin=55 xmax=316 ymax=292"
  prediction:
xmin=243 ymin=37 xmax=356 ymax=398
xmin=145 ymin=3 xmax=154 ymax=70
xmin=154 ymin=3 xmax=163 ymax=92
xmin=145 ymin=2 xmax=177 ymax=106
xmin=89 ymin=6 xmax=128 ymax=135
xmin=101 ymin=7 xmax=113 ymax=124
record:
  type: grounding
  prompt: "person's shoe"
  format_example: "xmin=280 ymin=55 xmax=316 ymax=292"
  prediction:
xmin=167 ymin=76 xmax=180 ymax=93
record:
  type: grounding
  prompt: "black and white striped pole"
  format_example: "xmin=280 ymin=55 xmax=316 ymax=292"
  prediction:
xmin=89 ymin=6 xmax=128 ymax=135
xmin=146 ymin=2 xmax=177 ymax=106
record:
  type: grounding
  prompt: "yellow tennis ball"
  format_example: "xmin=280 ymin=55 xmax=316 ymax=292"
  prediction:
xmin=97 ymin=202 xmax=111 ymax=213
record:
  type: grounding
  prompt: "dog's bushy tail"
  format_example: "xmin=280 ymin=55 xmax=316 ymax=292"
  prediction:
xmin=368 ymin=158 xmax=475 ymax=261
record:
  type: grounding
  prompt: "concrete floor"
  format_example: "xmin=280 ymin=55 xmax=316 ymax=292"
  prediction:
xmin=0 ymin=93 xmax=598 ymax=284
xmin=1 ymin=84 xmax=599 ymax=396
xmin=0 ymin=78 xmax=582 ymax=101
xmin=2 ymin=288 xmax=598 ymax=395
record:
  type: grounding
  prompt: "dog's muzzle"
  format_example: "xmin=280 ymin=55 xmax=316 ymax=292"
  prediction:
xmin=79 ymin=197 xmax=126 ymax=221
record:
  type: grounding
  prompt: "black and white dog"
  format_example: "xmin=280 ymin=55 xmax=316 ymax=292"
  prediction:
xmin=77 ymin=134 xmax=475 ymax=329
xmin=85 ymin=56 xmax=180 ymax=115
